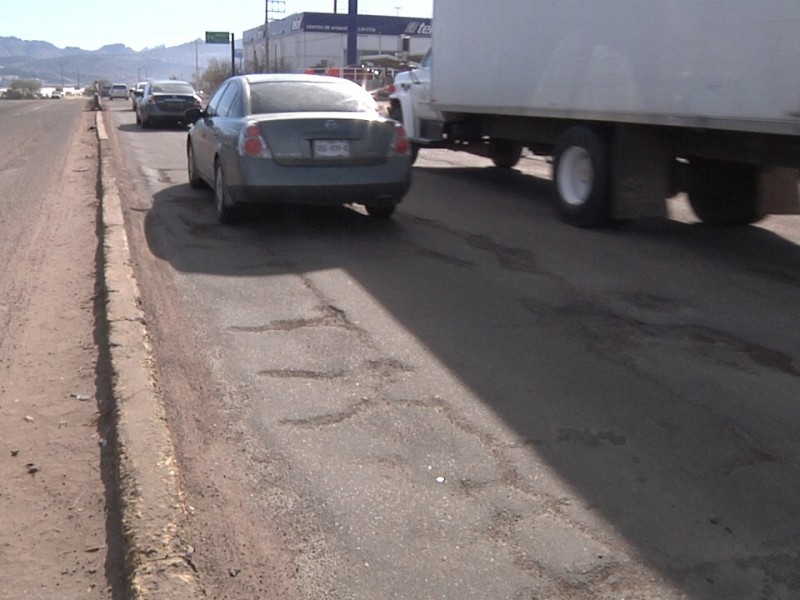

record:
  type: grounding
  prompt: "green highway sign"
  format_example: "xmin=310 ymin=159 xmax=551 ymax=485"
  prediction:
xmin=205 ymin=31 xmax=230 ymax=44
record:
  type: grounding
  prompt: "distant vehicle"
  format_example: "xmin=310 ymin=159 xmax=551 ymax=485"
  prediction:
xmin=100 ymin=85 xmax=111 ymax=98
xmin=130 ymin=81 xmax=147 ymax=109
xmin=50 ymin=91 xmax=62 ymax=99
xmin=109 ymin=84 xmax=128 ymax=100
xmin=184 ymin=73 xmax=412 ymax=223
xmin=135 ymin=80 xmax=201 ymax=129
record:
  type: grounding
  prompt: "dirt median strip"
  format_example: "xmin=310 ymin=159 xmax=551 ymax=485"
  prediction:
xmin=96 ymin=110 xmax=205 ymax=599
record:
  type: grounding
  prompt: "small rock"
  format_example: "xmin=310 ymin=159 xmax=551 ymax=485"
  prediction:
xmin=24 ymin=416 xmax=34 ymax=423
xmin=26 ymin=464 xmax=39 ymax=474
xmin=229 ymin=568 xmax=241 ymax=577
xmin=10 ymin=449 xmax=19 ymax=457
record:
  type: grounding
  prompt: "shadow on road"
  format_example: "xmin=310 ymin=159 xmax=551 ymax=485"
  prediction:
xmin=140 ymin=164 xmax=800 ymax=598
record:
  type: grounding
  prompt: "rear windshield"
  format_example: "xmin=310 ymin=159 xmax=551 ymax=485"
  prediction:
xmin=249 ymin=81 xmax=377 ymax=114
xmin=151 ymin=82 xmax=195 ymax=95
xmin=112 ymin=85 xmax=127 ymax=90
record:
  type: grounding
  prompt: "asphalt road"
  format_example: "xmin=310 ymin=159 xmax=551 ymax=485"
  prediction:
xmin=103 ymin=100 xmax=800 ymax=599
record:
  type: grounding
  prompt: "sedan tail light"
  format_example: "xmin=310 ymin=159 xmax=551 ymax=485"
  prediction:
xmin=238 ymin=123 xmax=271 ymax=159
xmin=390 ymin=123 xmax=410 ymax=156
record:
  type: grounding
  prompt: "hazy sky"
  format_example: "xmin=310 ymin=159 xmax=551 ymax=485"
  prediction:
xmin=1 ymin=0 xmax=433 ymax=51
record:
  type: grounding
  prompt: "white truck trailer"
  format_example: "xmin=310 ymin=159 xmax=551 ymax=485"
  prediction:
xmin=389 ymin=0 xmax=800 ymax=227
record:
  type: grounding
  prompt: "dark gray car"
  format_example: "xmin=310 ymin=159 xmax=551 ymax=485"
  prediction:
xmin=185 ymin=73 xmax=413 ymax=223
xmin=136 ymin=80 xmax=201 ymax=129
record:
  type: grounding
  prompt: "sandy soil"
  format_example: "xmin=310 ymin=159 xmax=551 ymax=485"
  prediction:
xmin=0 ymin=105 xmax=125 ymax=599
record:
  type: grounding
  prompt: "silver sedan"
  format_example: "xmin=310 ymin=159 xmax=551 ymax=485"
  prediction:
xmin=185 ymin=73 xmax=413 ymax=223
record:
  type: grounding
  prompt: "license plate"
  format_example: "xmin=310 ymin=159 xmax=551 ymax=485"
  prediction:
xmin=313 ymin=139 xmax=350 ymax=158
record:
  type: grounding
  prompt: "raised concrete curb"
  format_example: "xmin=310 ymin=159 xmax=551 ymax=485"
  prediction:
xmin=95 ymin=110 xmax=205 ymax=599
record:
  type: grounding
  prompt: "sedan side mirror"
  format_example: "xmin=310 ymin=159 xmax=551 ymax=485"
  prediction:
xmin=184 ymin=107 xmax=205 ymax=124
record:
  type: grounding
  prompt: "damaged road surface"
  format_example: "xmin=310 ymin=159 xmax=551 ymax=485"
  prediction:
xmin=101 ymin=100 xmax=800 ymax=599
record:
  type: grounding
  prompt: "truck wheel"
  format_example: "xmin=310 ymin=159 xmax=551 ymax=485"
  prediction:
xmin=687 ymin=159 xmax=760 ymax=225
xmin=490 ymin=141 xmax=523 ymax=168
xmin=553 ymin=127 xmax=611 ymax=227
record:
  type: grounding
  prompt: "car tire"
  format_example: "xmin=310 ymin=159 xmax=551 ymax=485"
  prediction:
xmin=214 ymin=160 xmax=237 ymax=224
xmin=187 ymin=144 xmax=205 ymax=190
xmin=365 ymin=201 xmax=397 ymax=219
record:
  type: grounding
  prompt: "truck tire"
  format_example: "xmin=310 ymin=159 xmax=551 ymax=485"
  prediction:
xmin=687 ymin=159 xmax=760 ymax=225
xmin=553 ymin=127 xmax=611 ymax=227
xmin=490 ymin=141 xmax=523 ymax=168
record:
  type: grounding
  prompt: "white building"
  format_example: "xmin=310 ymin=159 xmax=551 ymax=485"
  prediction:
xmin=243 ymin=12 xmax=432 ymax=76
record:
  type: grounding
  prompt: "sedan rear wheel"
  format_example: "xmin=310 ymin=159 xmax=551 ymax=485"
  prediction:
xmin=365 ymin=200 xmax=397 ymax=219
xmin=214 ymin=161 xmax=237 ymax=224
xmin=187 ymin=144 xmax=205 ymax=190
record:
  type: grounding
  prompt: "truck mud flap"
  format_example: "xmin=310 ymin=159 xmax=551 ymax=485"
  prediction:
xmin=758 ymin=167 xmax=800 ymax=215
xmin=611 ymin=126 xmax=671 ymax=220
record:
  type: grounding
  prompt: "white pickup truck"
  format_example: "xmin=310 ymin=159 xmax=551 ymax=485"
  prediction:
xmin=389 ymin=0 xmax=800 ymax=228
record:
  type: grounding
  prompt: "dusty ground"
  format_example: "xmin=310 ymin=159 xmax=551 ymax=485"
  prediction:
xmin=0 ymin=105 xmax=125 ymax=599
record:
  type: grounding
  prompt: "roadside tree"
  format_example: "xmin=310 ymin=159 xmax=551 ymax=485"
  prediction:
xmin=2 ymin=79 xmax=41 ymax=99
xmin=197 ymin=58 xmax=231 ymax=97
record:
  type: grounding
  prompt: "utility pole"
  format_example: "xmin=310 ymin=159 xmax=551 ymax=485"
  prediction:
xmin=264 ymin=0 xmax=269 ymax=73
xmin=264 ymin=1 xmax=286 ymax=73
xmin=347 ymin=0 xmax=358 ymax=66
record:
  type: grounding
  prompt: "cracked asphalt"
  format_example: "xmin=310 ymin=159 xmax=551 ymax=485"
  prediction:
xmin=101 ymin=100 xmax=800 ymax=599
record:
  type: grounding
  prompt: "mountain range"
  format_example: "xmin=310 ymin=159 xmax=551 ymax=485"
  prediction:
xmin=0 ymin=36 xmax=242 ymax=87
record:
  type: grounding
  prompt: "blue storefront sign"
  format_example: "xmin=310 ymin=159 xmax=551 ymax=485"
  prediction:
xmin=290 ymin=13 xmax=432 ymax=37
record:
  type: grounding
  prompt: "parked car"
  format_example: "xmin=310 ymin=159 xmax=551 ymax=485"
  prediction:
xmin=109 ymin=83 xmax=128 ymax=100
xmin=185 ymin=73 xmax=412 ymax=223
xmin=100 ymin=85 xmax=111 ymax=99
xmin=136 ymin=80 xmax=201 ymax=129
xmin=50 ymin=91 xmax=62 ymax=99
xmin=130 ymin=81 xmax=147 ymax=109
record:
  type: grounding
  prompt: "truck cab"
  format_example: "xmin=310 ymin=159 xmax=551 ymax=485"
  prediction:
xmin=389 ymin=49 xmax=525 ymax=169
xmin=388 ymin=50 xmax=441 ymax=147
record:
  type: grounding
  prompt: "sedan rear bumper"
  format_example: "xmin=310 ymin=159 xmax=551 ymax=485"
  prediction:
xmin=225 ymin=156 xmax=413 ymax=206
